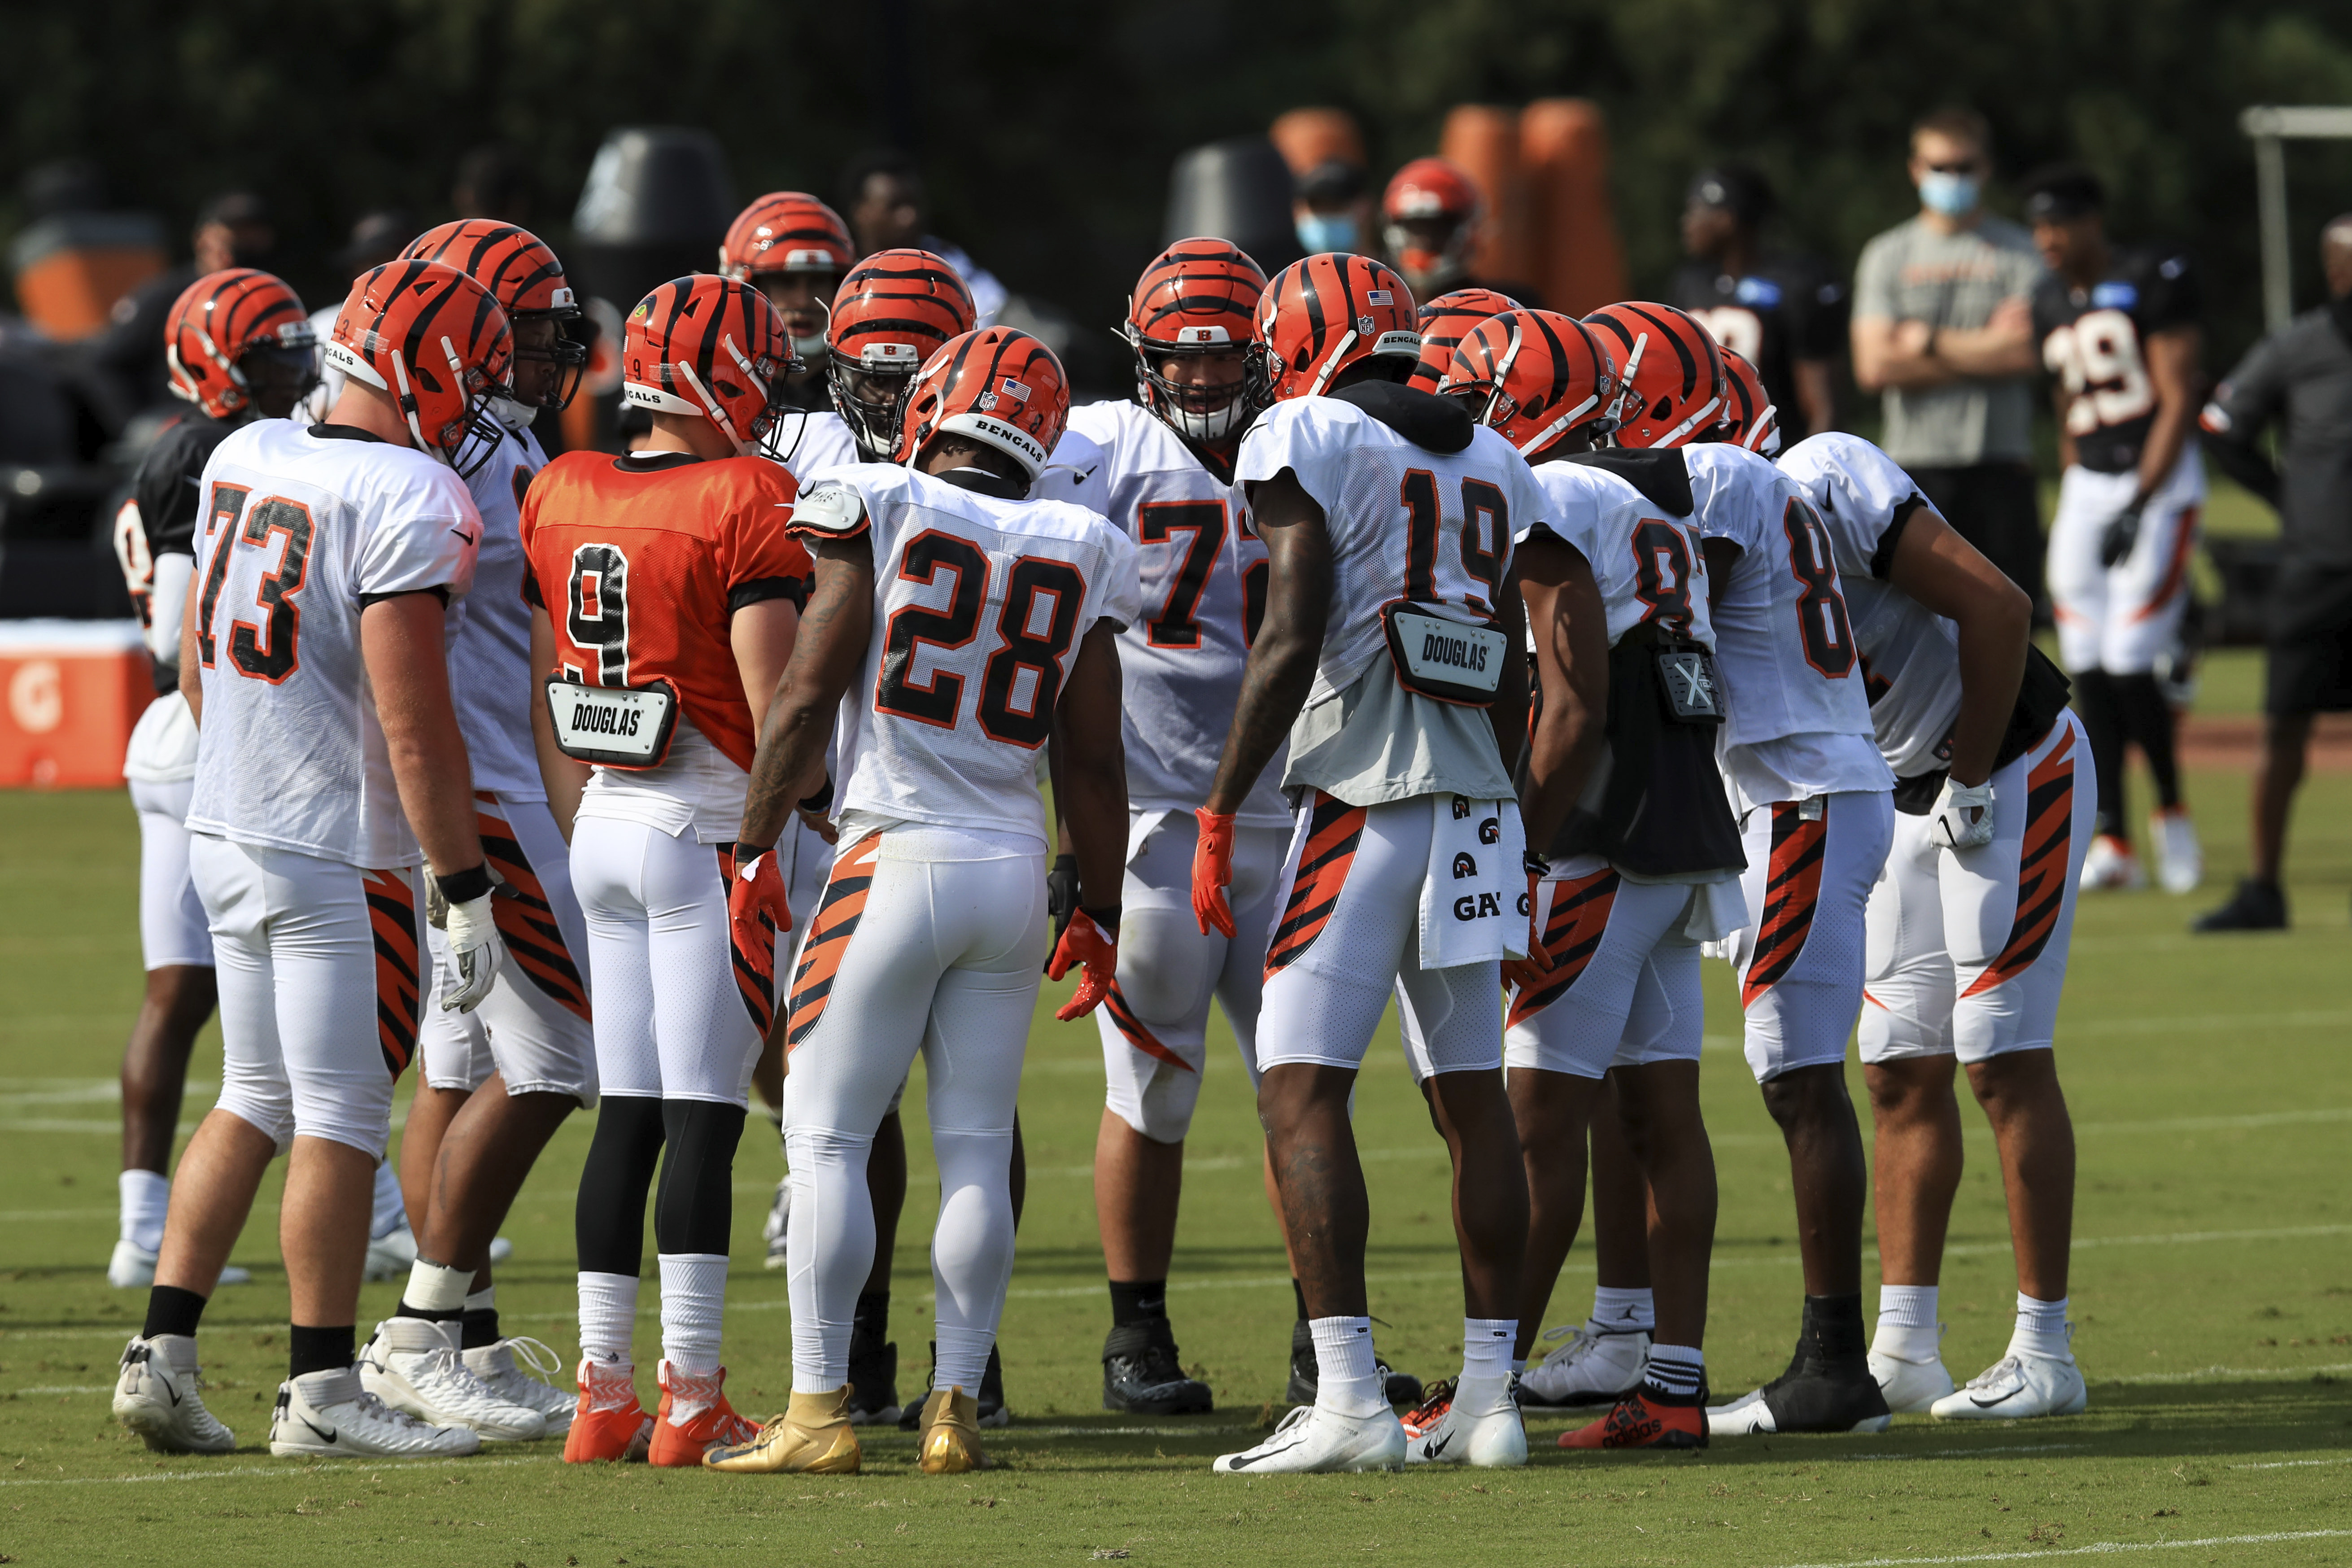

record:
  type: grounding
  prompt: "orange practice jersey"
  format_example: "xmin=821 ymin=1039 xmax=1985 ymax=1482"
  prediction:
xmin=520 ymin=450 xmax=809 ymax=771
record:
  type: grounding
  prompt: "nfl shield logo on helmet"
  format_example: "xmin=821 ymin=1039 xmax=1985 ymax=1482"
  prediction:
xmin=1357 ymin=315 xmax=1375 ymax=334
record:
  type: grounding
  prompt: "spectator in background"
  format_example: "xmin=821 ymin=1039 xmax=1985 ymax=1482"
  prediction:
xmin=1293 ymin=158 xmax=1371 ymax=255
xmin=2191 ymin=216 xmax=2352 ymax=931
xmin=1851 ymin=108 xmax=2046 ymax=602
xmin=1671 ymin=163 xmax=1844 ymax=440
xmin=87 ymin=191 xmax=277 ymax=428
xmin=1380 ymin=157 xmax=1540 ymax=306
xmin=840 ymin=149 xmax=1007 ymax=327
xmin=453 ymin=144 xmax=536 ymax=225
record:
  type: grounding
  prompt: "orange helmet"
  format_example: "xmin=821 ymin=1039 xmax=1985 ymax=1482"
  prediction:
xmin=1382 ymin=157 xmax=1482 ymax=290
xmin=895 ymin=327 xmax=1070 ymax=483
xmin=1719 ymin=346 xmax=1780 ymax=456
xmin=1255 ymin=253 xmax=1421 ymax=402
xmin=164 ymin=267 xmax=316 ymax=421
xmin=1125 ymin=236 xmax=1270 ymax=443
xmin=823 ymin=248 xmax=977 ymax=460
xmin=1407 ymin=286 xmax=1520 ymax=392
xmin=622 ymin=275 xmax=797 ymax=455
xmin=401 ymin=220 xmax=586 ymax=411
xmin=325 ymin=259 xmax=513 ymax=472
xmin=1582 ymin=302 xmax=1727 ymax=450
xmin=1436 ymin=308 xmax=1619 ymax=457
xmin=720 ymin=192 xmax=855 ymax=281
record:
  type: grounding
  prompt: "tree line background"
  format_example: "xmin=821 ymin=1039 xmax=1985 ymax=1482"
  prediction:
xmin=8 ymin=0 xmax=2352 ymax=388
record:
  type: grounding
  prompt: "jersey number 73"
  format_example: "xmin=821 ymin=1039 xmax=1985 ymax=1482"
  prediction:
xmin=195 ymin=481 xmax=314 ymax=684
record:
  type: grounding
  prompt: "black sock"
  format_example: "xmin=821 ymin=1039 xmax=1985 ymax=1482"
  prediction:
xmin=2073 ymin=670 xmax=2128 ymax=837
xmin=2116 ymin=672 xmax=2183 ymax=809
xmin=395 ymin=1298 xmax=463 ymax=1323
xmin=1108 ymin=1279 xmax=1169 ymax=1328
xmin=854 ymin=1290 xmax=890 ymax=1338
xmin=460 ymin=1307 xmax=500 ymax=1350
xmin=288 ymin=1323 xmax=357 ymax=1379
xmin=1292 ymin=1278 xmax=1309 ymax=1323
xmin=141 ymin=1284 xmax=207 ymax=1341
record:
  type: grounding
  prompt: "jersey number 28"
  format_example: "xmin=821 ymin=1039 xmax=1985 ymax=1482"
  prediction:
xmin=876 ymin=530 xmax=1085 ymax=749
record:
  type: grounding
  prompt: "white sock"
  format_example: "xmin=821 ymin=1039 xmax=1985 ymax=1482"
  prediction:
xmin=1643 ymin=1343 xmax=1705 ymax=1399
xmin=1460 ymin=1318 xmax=1515 ymax=1384
xmin=118 ymin=1169 xmax=170 ymax=1252
xmin=1592 ymin=1285 xmax=1655 ymax=1334
xmin=1309 ymin=1316 xmax=1384 ymax=1418
xmin=464 ymin=1286 xmax=495 ymax=1314
xmin=785 ymin=1127 xmax=875 ymax=1394
xmin=369 ymin=1162 xmax=407 ymax=1240
xmin=934 ymin=1327 xmax=993 ymax=1398
xmin=2010 ymin=1293 xmax=2071 ymax=1359
xmin=658 ymin=1254 xmax=729 ymax=1376
xmin=401 ymin=1258 xmax=472 ymax=1315
xmin=577 ymin=1271 xmax=639 ymax=1367
xmin=1875 ymin=1284 xmax=1942 ymax=1362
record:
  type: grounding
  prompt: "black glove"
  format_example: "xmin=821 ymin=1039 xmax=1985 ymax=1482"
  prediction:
xmin=2099 ymin=500 xmax=2145 ymax=568
xmin=1043 ymin=852 xmax=1081 ymax=972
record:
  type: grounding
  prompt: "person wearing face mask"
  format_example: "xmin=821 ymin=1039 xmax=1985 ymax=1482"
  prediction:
xmin=1850 ymin=108 xmax=2046 ymax=609
xmin=1294 ymin=160 xmax=1371 ymax=256
xmin=719 ymin=193 xmax=856 ymax=415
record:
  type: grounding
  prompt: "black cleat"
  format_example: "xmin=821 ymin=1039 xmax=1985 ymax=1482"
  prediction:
xmin=1709 ymin=1297 xmax=1890 ymax=1436
xmin=1283 ymin=1318 xmax=1423 ymax=1408
xmin=844 ymin=1322 xmax=899 ymax=1425
xmin=1102 ymin=1320 xmax=1213 ymax=1415
xmin=2192 ymin=878 xmax=2287 ymax=932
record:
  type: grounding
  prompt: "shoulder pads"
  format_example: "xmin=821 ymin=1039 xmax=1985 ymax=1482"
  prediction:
xmin=787 ymin=480 xmax=870 ymax=537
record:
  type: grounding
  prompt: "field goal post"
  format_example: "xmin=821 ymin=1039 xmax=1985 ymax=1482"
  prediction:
xmin=2243 ymin=105 xmax=2352 ymax=332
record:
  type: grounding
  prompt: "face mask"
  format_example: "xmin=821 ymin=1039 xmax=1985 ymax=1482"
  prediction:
xmin=1295 ymin=212 xmax=1358 ymax=253
xmin=1918 ymin=171 xmax=1981 ymax=218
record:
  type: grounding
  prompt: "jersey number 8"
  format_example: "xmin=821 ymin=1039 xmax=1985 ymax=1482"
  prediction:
xmin=876 ymin=530 xmax=1086 ymax=749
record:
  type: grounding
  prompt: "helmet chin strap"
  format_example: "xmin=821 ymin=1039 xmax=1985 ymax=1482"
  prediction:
xmin=1305 ymin=329 xmax=1359 ymax=397
xmin=670 ymin=358 xmax=750 ymax=454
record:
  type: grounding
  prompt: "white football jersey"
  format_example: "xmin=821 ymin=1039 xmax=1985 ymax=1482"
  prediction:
xmin=186 ymin=420 xmax=481 ymax=868
xmin=1037 ymin=399 xmax=1287 ymax=825
xmin=452 ymin=421 xmax=548 ymax=799
xmin=766 ymin=407 xmax=862 ymax=481
xmin=1523 ymin=459 xmax=1717 ymax=651
xmin=791 ymin=463 xmax=1140 ymax=846
xmin=1778 ymin=432 xmax=1961 ymax=779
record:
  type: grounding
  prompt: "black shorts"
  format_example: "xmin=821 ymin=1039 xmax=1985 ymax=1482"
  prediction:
xmin=2265 ymin=565 xmax=2352 ymax=716
xmin=1906 ymin=462 xmax=2045 ymax=603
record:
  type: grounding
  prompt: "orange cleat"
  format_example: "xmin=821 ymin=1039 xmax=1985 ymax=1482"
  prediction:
xmin=564 ymin=1359 xmax=652 ymax=1464
xmin=1399 ymin=1377 xmax=1454 ymax=1442
xmin=647 ymin=1361 xmax=761 ymax=1468
xmin=1560 ymin=1387 xmax=1707 ymax=1450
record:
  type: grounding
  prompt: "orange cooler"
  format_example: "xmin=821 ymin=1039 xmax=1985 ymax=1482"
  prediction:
xmin=0 ymin=620 xmax=153 ymax=788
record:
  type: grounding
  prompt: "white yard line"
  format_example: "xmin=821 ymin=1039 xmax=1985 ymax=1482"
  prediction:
xmin=1776 ymin=1531 xmax=2352 ymax=1568
xmin=2231 ymin=1455 xmax=2352 ymax=1469
xmin=0 ymin=1454 xmax=553 ymax=1488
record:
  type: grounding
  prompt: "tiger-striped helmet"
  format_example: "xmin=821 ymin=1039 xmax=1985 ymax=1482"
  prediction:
xmin=1436 ymin=308 xmax=1619 ymax=456
xmin=824 ymin=248 xmax=976 ymax=460
xmin=164 ymin=268 xmax=315 ymax=421
xmin=1582 ymin=301 xmax=1727 ymax=450
xmin=894 ymin=327 xmax=1070 ymax=482
xmin=621 ymin=275 xmax=797 ymax=456
xmin=401 ymin=220 xmax=586 ymax=411
xmin=719 ymin=192 xmax=855 ymax=281
xmin=1255 ymin=253 xmax=1420 ymax=402
xmin=1719 ymin=345 xmax=1780 ymax=456
xmin=324 ymin=259 xmax=512 ymax=471
xmin=1124 ymin=237 xmax=1270 ymax=443
xmin=1407 ymin=286 xmax=1520 ymax=393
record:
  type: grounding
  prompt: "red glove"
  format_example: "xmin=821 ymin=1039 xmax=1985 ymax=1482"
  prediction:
xmin=1191 ymin=808 xmax=1237 ymax=937
xmin=1047 ymin=907 xmax=1118 ymax=1022
xmin=728 ymin=845 xmax=791 ymax=983
xmin=1499 ymin=870 xmax=1556 ymax=994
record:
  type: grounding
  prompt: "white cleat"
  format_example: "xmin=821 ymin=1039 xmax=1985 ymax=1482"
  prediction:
xmin=1930 ymin=1351 xmax=2087 ymax=1420
xmin=359 ymin=1317 xmax=546 ymax=1441
xmin=107 ymin=1241 xmax=249 ymax=1289
xmin=361 ymin=1225 xmax=507 ymax=1282
xmin=113 ymin=1334 xmax=235 ymax=1454
xmin=269 ymin=1366 xmax=481 ymax=1458
xmin=763 ymin=1175 xmax=790 ymax=1270
xmin=1870 ymin=1350 xmax=1957 ymax=1415
xmin=462 ymin=1336 xmax=574 ymax=1437
xmin=1517 ymin=1323 xmax=1649 ymax=1407
xmin=2079 ymin=833 xmax=2143 ymax=891
xmin=1213 ymin=1404 xmax=1408 ymax=1474
xmin=2151 ymin=808 xmax=2203 ymax=894
xmin=1405 ymin=1379 xmax=1526 ymax=1468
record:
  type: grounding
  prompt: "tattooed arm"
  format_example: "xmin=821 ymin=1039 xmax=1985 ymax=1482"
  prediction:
xmin=738 ymin=534 xmax=873 ymax=848
xmin=1203 ymin=468 xmax=1332 ymax=817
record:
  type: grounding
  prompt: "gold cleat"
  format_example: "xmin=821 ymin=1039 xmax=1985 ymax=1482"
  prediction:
xmin=917 ymin=1386 xmax=988 ymax=1474
xmin=703 ymin=1387 xmax=862 ymax=1474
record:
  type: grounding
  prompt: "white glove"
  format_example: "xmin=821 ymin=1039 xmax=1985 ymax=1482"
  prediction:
xmin=438 ymin=889 xmax=506 ymax=1012
xmin=1934 ymin=777 xmax=1997 ymax=851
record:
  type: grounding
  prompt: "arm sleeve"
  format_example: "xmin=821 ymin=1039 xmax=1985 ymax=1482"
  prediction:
xmin=148 ymin=552 xmax=194 ymax=668
xmin=358 ymin=473 xmax=479 ymax=600
xmin=1850 ymin=233 xmax=1901 ymax=322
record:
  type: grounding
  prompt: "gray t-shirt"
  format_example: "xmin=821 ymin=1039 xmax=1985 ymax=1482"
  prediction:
xmin=1852 ymin=214 xmax=2045 ymax=467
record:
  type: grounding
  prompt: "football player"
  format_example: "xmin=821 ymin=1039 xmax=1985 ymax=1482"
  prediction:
xmin=1405 ymin=287 xmax=1521 ymax=393
xmin=351 ymin=220 xmax=596 ymax=1442
xmin=1780 ymin=428 xmax=2092 ymax=1421
xmin=107 ymin=268 xmax=316 ymax=1292
xmin=1583 ymin=303 xmax=1900 ymax=1439
xmin=1382 ymin=159 xmax=1486 ymax=301
xmin=1197 ymin=254 xmax=1541 ymax=1475
xmin=2025 ymin=165 xmax=2205 ymax=895
xmin=1670 ymin=164 xmax=1844 ymax=441
xmin=522 ymin=275 xmax=810 ymax=1467
xmin=720 ymin=192 xmax=854 ymax=415
xmin=112 ymin=260 xmax=514 ymax=1460
xmin=1436 ymin=309 xmax=1747 ymax=1450
xmin=708 ymin=326 xmax=1136 ymax=1477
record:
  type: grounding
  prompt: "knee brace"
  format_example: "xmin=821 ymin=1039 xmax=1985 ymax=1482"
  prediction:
xmin=654 ymin=1099 xmax=746 ymax=1257
xmin=576 ymin=1094 xmax=665 ymax=1277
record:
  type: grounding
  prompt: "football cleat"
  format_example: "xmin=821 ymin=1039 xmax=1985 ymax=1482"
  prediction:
xmin=847 ymin=1320 xmax=901 ymax=1425
xmin=362 ymin=1223 xmax=509 ymax=1283
xmin=106 ymin=1240 xmax=250 ymax=1290
xmin=762 ymin=1176 xmax=790 ymax=1270
xmin=1213 ymin=1403 xmax=1408 ymax=1474
xmin=916 ymin=1386 xmax=989 ymax=1474
xmin=2079 ymin=832 xmax=2144 ymax=891
xmin=647 ymin=1361 xmax=760 ymax=1468
xmin=461 ymin=1335 xmax=574 ymax=1436
xmin=1102 ymin=1320 xmax=1213 ymax=1416
xmin=1707 ymin=1368 xmax=1891 ymax=1436
xmin=358 ymin=1317 xmax=545 ymax=1441
xmin=2193 ymin=878 xmax=2288 ymax=932
xmin=1870 ymin=1345 xmax=1957 ymax=1416
xmin=2151 ymin=808 xmax=2203 ymax=894
xmin=1562 ymin=1384 xmax=1708 ymax=1450
xmin=563 ymin=1359 xmax=652 ymax=1463
xmin=1517 ymin=1323 xmax=1649 ymax=1407
xmin=704 ymin=1386 xmax=862 ymax=1474
xmin=1399 ymin=1377 xmax=1452 ymax=1441
xmin=1405 ymin=1377 xmax=1527 ymax=1467
xmin=113 ymin=1333 xmax=235 ymax=1454
xmin=268 ymin=1366 xmax=480 ymax=1458
xmin=1929 ymin=1351 xmax=2087 ymax=1421
xmin=1285 ymin=1319 xmax=1422 ymax=1408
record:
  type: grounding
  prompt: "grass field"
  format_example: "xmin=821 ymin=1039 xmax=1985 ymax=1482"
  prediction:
xmin=1 ymin=648 xmax=2348 ymax=1566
